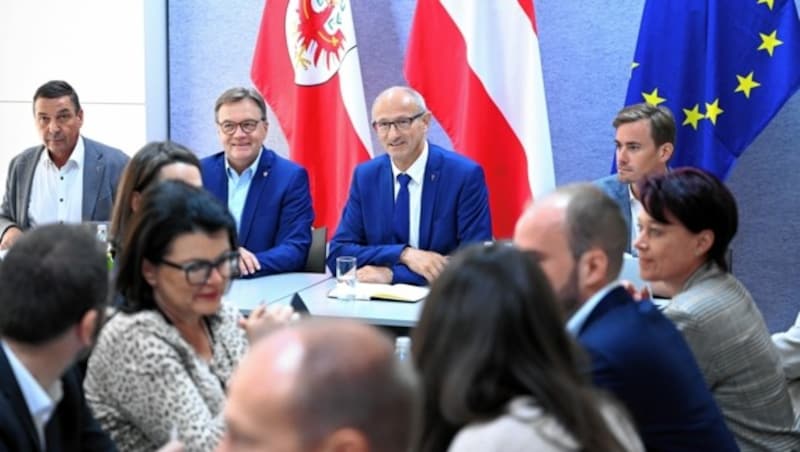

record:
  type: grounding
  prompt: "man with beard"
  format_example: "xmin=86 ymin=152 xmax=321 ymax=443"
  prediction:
xmin=0 ymin=224 xmax=118 ymax=451
xmin=513 ymin=184 xmax=737 ymax=452
xmin=595 ymin=103 xmax=674 ymax=254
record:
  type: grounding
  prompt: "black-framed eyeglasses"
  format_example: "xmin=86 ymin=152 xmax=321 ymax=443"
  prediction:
xmin=217 ymin=119 xmax=263 ymax=135
xmin=160 ymin=251 xmax=241 ymax=286
xmin=371 ymin=112 xmax=425 ymax=133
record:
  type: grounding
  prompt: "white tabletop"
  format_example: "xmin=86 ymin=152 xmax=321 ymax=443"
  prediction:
xmin=294 ymin=278 xmax=423 ymax=328
xmin=224 ymin=272 xmax=332 ymax=313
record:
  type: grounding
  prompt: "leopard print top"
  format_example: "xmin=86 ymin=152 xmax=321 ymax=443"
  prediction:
xmin=84 ymin=301 xmax=248 ymax=451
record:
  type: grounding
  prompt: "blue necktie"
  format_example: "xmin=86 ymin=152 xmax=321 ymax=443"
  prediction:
xmin=393 ymin=173 xmax=412 ymax=244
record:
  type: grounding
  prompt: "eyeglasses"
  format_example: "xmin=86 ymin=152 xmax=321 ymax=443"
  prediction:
xmin=217 ymin=119 xmax=263 ymax=135
xmin=160 ymin=251 xmax=241 ymax=286
xmin=371 ymin=112 xmax=426 ymax=133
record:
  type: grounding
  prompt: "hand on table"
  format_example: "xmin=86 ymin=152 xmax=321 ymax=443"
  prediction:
xmin=239 ymin=304 xmax=299 ymax=342
xmin=356 ymin=265 xmax=393 ymax=283
xmin=399 ymin=247 xmax=447 ymax=283
xmin=237 ymin=246 xmax=261 ymax=276
xmin=0 ymin=226 xmax=22 ymax=250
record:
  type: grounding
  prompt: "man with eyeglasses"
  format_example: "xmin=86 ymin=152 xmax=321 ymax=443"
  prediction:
xmin=201 ymin=87 xmax=314 ymax=278
xmin=328 ymin=86 xmax=492 ymax=285
xmin=0 ymin=80 xmax=129 ymax=250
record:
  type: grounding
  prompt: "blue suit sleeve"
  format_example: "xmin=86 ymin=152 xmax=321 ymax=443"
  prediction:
xmin=327 ymin=169 xmax=407 ymax=274
xmin=456 ymin=165 xmax=492 ymax=243
xmin=247 ymin=167 xmax=314 ymax=277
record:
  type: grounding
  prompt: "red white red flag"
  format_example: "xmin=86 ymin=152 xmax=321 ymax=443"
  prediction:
xmin=252 ymin=0 xmax=373 ymax=234
xmin=405 ymin=0 xmax=555 ymax=238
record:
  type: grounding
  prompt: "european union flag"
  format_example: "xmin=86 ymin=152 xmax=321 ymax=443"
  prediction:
xmin=623 ymin=0 xmax=800 ymax=178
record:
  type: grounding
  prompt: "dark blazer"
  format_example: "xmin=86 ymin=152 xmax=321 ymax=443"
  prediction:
xmin=594 ymin=175 xmax=633 ymax=252
xmin=201 ymin=148 xmax=314 ymax=277
xmin=0 ymin=347 xmax=116 ymax=452
xmin=578 ymin=287 xmax=739 ymax=452
xmin=327 ymin=143 xmax=492 ymax=285
xmin=0 ymin=137 xmax=128 ymax=238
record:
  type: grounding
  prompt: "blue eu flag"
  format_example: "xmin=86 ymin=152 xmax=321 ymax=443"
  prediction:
xmin=623 ymin=0 xmax=800 ymax=178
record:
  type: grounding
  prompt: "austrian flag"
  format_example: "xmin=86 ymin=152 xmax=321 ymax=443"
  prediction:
xmin=405 ymin=0 xmax=555 ymax=238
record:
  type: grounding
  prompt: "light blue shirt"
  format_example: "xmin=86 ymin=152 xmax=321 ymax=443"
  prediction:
xmin=225 ymin=148 xmax=263 ymax=235
xmin=2 ymin=341 xmax=62 ymax=450
xmin=566 ymin=281 xmax=621 ymax=336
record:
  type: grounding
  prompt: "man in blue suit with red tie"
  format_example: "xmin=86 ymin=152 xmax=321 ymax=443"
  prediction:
xmin=202 ymin=87 xmax=314 ymax=278
xmin=328 ymin=87 xmax=492 ymax=286
xmin=513 ymin=184 xmax=738 ymax=451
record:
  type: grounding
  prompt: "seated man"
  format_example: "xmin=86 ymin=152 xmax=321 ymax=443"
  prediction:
xmin=594 ymin=103 xmax=673 ymax=254
xmin=0 ymin=224 xmax=116 ymax=451
xmin=218 ymin=319 xmax=418 ymax=452
xmin=202 ymin=87 xmax=314 ymax=278
xmin=513 ymin=184 xmax=737 ymax=451
xmin=328 ymin=86 xmax=492 ymax=285
xmin=0 ymin=80 xmax=129 ymax=250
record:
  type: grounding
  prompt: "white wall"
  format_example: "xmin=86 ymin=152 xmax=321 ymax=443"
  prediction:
xmin=0 ymin=0 xmax=149 ymax=193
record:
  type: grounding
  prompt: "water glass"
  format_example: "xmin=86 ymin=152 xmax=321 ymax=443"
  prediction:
xmin=336 ymin=256 xmax=357 ymax=301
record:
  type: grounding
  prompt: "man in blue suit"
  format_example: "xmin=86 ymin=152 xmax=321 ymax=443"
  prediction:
xmin=202 ymin=87 xmax=313 ymax=278
xmin=328 ymin=87 xmax=492 ymax=286
xmin=594 ymin=103 xmax=674 ymax=254
xmin=513 ymin=184 xmax=738 ymax=451
xmin=0 ymin=224 xmax=117 ymax=451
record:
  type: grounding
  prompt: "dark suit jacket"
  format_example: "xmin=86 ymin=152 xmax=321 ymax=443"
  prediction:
xmin=327 ymin=143 xmax=492 ymax=285
xmin=594 ymin=175 xmax=633 ymax=252
xmin=201 ymin=148 xmax=314 ymax=277
xmin=0 ymin=347 xmax=116 ymax=452
xmin=579 ymin=287 xmax=739 ymax=451
xmin=0 ymin=137 xmax=128 ymax=238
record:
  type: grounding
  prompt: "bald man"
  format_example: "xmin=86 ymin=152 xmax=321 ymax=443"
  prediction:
xmin=328 ymin=86 xmax=492 ymax=286
xmin=218 ymin=320 xmax=418 ymax=452
xmin=513 ymin=184 xmax=737 ymax=452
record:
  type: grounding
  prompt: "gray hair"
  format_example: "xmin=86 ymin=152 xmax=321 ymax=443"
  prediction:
xmin=214 ymin=86 xmax=267 ymax=121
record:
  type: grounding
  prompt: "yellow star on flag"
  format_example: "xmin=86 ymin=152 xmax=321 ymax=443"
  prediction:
xmin=704 ymin=99 xmax=724 ymax=125
xmin=758 ymin=30 xmax=783 ymax=56
xmin=757 ymin=0 xmax=774 ymax=10
xmin=642 ymin=88 xmax=666 ymax=106
xmin=735 ymin=71 xmax=761 ymax=98
xmin=682 ymin=104 xmax=705 ymax=130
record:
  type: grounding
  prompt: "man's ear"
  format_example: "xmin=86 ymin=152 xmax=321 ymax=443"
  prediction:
xmin=316 ymin=428 xmax=369 ymax=452
xmin=77 ymin=309 xmax=98 ymax=347
xmin=578 ymin=247 xmax=608 ymax=291
xmin=658 ymin=142 xmax=674 ymax=163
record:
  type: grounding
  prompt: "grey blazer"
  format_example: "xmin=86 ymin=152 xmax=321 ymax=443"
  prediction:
xmin=0 ymin=137 xmax=128 ymax=237
xmin=594 ymin=175 xmax=632 ymax=252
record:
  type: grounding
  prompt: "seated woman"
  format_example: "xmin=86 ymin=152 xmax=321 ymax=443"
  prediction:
xmin=635 ymin=168 xmax=800 ymax=450
xmin=109 ymin=140 xmax=202 ymax=255
xmin=85 ymin=180 xmax=291 ymax=451
xmin=412 ymin=244 xmax=643 ymax=452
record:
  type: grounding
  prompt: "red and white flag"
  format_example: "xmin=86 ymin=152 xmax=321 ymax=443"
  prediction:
xmin=405 ymin=0 xmax=555 ymax=238
xmin=251 ymin=0 xmax=373 ymax=235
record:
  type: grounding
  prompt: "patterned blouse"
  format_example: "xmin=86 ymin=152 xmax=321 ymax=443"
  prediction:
xmin=84 ymin=302 xmax=248 ymax=452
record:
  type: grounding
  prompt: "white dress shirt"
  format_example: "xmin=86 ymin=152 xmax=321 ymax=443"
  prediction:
xmin=628 ymin=185 xmax=643 ymax=256
xmin=28 ymin=137 xmax=85 ymax=226
xmin=391 ymin=142 xmax=429 ymax=249
xmin=2 ymin=341 xmax=63 ymax=451
xmin=566 ymin=281 xmax=620 ymax=336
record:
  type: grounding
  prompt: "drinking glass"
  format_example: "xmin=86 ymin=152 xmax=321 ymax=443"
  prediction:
xmin=336 ymin=256 xmax=357 ymax=301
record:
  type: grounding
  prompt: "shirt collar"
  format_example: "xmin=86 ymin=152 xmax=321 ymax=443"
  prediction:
xmin=391 ymin=141 xmax=428 ymax=184
xmin=566 ymin=281 xmax=621 ymax=335
xmin=43 ymin=136 xmax=84 ymax=170
xmin=1 ymin=341 xmax=63 ymax=425
xmin=225 ymin=147 xmax=263 ymax=179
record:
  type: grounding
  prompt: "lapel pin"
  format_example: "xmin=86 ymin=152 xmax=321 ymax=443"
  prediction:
xmin=263 ymin=171 xmax=269 ymax=178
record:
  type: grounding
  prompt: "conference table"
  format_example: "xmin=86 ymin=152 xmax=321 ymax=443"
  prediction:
xmin=224 ymin=272 xmax=423 ymax=328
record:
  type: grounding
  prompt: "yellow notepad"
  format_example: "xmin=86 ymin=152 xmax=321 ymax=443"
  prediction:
xmin=328 ymin=283 xmax=428 ymax=302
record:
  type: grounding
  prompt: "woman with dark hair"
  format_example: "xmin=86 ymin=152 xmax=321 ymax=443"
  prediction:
xmin=412 ymin=244 xmax=643 ymax=452
xmin=635 ymin=168 xmax=800 ymax=451
xmin=85 ymin=180 xmax=292 ymax=451
xmin=109 ymin=140 xmax=202 ymax=254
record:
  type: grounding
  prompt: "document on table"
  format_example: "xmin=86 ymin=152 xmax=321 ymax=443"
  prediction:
xmin=328 ymin=283 xmax=428 ymax=302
